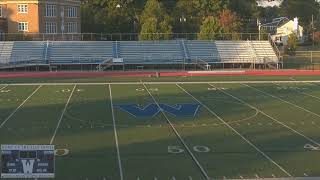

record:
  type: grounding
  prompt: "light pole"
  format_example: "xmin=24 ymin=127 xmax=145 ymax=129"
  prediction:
xmin=180 ymin=16 xmax=187 ymax=38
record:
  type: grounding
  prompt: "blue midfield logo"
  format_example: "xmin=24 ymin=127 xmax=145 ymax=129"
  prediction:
xmin=114 ymin=104 xmax=201 ymax=117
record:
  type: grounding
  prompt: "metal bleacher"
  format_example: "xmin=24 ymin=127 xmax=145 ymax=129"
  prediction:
xmin=0 ymin=41 xmax=45 ymax=66
xmin=49 ymin=41 xmax=113 ymax=64
xmin=185 ymin=40 xmax=220 ymax=63
xmin=119 ymin=40 xmax=184 ymax=64
xmin=0 ymin=40 xmax=279 ymax=69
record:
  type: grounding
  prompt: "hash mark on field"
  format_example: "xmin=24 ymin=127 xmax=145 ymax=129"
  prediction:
xmin=209 ymin=83 xmax=320 ymax=148
xmin=142 ymin=82 xmax=210 ymax=180
xmin=50 ymin=85 xmax=76 ymax=144
xmin=0 ymin=85 xmax=42 ymax=129
xmin=109 ymin=84 xmax=124 ymax=180
xmin=244 ymin=83 xmax=320 ymax=120
xmin=177 ymin=84 xmax=292 ymax=177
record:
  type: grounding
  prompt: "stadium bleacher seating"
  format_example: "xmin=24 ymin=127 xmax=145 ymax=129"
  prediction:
xmin=49 ymin=41 xmax=113 ymax=64
xmin=185 ymin=40 xmax=220 ymax=63
xmin=0 ymin=40 xmax=279 ymax=67
xmin=119 ymin=40 xmax=184 ymax=64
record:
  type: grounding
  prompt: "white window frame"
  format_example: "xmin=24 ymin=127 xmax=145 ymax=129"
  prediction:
xmin=18 ymin=22 xmax=28 ymax=32
xmin=67 ymin=7 xmax=77 ymax=18
xmin=17 ymin=4 xmax=28 ymax=13
xmin=45 ymin=4 xmax=56 ymax=17
xmin=67 ymin=22 xmax=77 ymax=33
xmin=45 ymin=22 xmax=57 ymax=34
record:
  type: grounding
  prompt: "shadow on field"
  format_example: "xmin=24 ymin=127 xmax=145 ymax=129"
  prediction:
xmin=1 ymin=83 xmax=320 ymax=179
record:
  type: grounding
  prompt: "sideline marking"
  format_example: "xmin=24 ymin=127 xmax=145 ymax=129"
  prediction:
xmin=108 ymin=84 xmax=124 ymax=180
xmin=244 ymin=84 xmax=320 ymax=119
xmin=2 ymin=80 xmax=320 ymax=86
xmin=0 ymin=85 xmax=42 ymax=129
xmin=142 ymin=82 xmax=210 ymax=180
xmin=209 ymin=83 xmax=320 ymax=147
xmin=50 ymin=85 xmax=76 ymax=144
xmin=177 ymin=83 xmax=292 ymax=177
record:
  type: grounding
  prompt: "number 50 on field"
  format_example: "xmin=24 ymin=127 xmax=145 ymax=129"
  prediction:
xmin=168 ymin=145 xmax=211 ymax=154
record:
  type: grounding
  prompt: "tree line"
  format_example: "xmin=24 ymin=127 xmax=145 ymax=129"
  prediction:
xmin=81 ymin=0 xmax=320 ymax=40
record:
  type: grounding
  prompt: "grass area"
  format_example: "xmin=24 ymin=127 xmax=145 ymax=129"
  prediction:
xmin=1 ymin=78 xmax=320 ymax=179
xmin=1 ymin=75 xmax=320 ymax=84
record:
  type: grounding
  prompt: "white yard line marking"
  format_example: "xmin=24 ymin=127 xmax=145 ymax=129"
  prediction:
xmin=108 ymin=84 xmax=124 ymax=180
xmin=244 ymin=83 xmax=320 ymax=119
xmin=272 ymin=82 xmax=320 ymax=102
xmin=142 ymin=82 xmax=210 ymax=180
xmin=50 ymin=85 xmax=76 ymax=144
xmin=177 ymin=83 xmax=292 ymax=177
xmin=0 ymin=85 xmax=42 ymax=129
xmin=2 ymin=80 xmax=320 ymax=86
xmin=0 ymin=84 xmax=9 ymax=91
xmin=208 ymin=83 xmax=320 ymax=147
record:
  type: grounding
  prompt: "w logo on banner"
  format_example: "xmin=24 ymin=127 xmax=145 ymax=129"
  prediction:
xmin=114 ymin=103 xmax=201 ymax=117
xmin=21 ymin=160 xmax=35 ymax=174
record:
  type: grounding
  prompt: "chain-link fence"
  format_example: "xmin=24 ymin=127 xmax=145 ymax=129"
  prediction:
xmin=0 ymin=32 xmax=269 ymax=41
xmin=283 ymin=51 xmax=320 ymax=70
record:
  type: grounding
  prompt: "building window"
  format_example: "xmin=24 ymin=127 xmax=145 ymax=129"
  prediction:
xmin=45 ymin=22 xmax=57 ymax=34
xmin=45 ymin=4 xmax=56 ymax=17
xmin=18 ymin=4 xmax=28 ymax=13
xmin=18 ymin=22 xmax=28 ymax=31
xmin=67 ymin=22 xmax=77 ymax=33
xmin=0 ymin=6 xmax=2 ymax=17
xmin=67 ymin=7 xmax=77 ymax=18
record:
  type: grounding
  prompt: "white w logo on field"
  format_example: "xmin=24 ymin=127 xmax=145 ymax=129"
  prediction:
xmin=21 ymin=159 xmax=35 ymax=174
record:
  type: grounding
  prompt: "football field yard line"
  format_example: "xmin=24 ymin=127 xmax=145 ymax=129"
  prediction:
xmin=176 ymin=83 xmax=292 ymax=177
xmin=0 ymin=84 xmax=9 ymax=91
xmin=108 ymin=84 xmax=124 ymax=180
xmin=272 ymin=82 xmax=320 ymax=101
xmin=50 ymin=84 xmax=76 ymax=144
xmin=208 ymin=83 xmax=320 ymax=147
xmin=0 ymin=85 xmax=42 ymax=129
xmin=243 ymin=84 xmax=320 ymax=119
xmin=141 ymin=82 xmax=211 ymax=180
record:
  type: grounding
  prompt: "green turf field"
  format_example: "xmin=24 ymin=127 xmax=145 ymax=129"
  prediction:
xmin=1 ymin=77 xmax=320 ymax=180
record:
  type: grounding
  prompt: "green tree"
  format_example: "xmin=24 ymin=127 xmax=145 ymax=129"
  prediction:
xmin=286 ymin=33 xmax=298 ymax=54
xmin=139 ymin=0 xmax=173 ymax=40
xmin=198 ymin=16 xmax=223 ymax=40
xmin=281 ymin=0 xmax=320 ymax=27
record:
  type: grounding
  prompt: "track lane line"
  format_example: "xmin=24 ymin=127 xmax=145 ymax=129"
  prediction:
xmin=0 ymin=85 xmax=42 ymax=129
xmin=142 ymin=82 xmax=210 ymax=180
xmin=176 ymin=83 xmax=292 ymax=177
xmin=50 ymin=84 xmax=76 ymax=144
xmin=108 ymin=84 xmax=124 ymax=180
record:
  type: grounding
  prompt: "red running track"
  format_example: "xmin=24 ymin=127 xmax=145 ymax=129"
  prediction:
xmin=0 ymin=70 xmax=319 ymax=79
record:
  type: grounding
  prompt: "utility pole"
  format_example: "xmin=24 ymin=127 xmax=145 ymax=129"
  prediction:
xmin=312 ymin=14 xmax=315 ymax=48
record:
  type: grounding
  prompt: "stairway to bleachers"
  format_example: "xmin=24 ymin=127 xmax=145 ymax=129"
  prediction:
xmin=49 ymin=41 xmax=113 ymax=64
xmin=119 ymin=41 xmax=184 ymax=64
